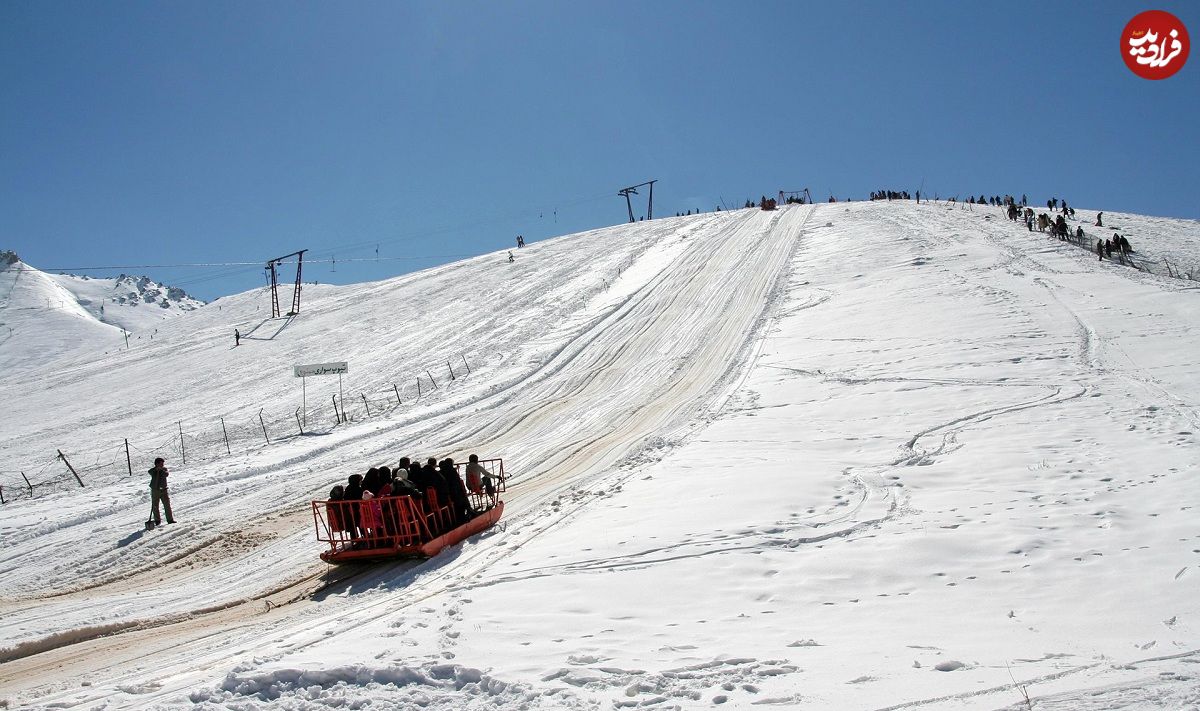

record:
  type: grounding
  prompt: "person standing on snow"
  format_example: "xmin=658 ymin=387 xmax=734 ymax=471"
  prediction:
xmin=147 ymin=457 xmax=175 ymax=527
xmin=234 ymin=329 xmax=240 ymax=346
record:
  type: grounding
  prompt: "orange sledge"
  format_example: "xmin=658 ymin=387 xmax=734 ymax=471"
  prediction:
xmin=312 ymin=458 xmax=507 ymax=563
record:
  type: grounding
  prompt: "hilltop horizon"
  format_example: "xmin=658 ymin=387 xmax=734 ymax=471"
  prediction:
xmin=8 ymin=189 xmax=1200 ymax=305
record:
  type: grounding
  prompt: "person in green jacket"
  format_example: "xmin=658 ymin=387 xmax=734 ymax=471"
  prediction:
xmin=148 ymin=457 xmax=175 ymax=527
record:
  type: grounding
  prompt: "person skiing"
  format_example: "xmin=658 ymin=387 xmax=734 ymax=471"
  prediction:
xmin=147 ymin=457 xmax=174 ymax=528
xmin=507 ymin=251 xmax=515 ymax=263
xmin=234 ymin=329 xmax=240 ymax=346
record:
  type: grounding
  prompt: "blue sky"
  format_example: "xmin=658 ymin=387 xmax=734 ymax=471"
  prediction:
xmin=3 ymin=0 xmax=1197 ymax=301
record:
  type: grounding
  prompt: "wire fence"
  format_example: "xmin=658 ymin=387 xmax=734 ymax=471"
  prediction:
xmin=3 ymin=240 xmax=651 ymax=506
xmin=1 ymin=353 xmax=478 ymax=502
xmin=987 ymin=204 xmax=1200 ymax=282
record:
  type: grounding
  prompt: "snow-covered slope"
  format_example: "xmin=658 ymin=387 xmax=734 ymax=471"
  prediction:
xmin=0 ymin=202 xmax=1197 ymax=710
xmin=0 ymin=252 xmax=204 ymax=371
xmin=46 ymin=270 xmax=204 ymax=328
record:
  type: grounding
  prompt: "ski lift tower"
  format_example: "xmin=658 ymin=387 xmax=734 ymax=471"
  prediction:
xmin=780 ymin=188 xmax=813 ymax=205
xmin=617 ymin=180 xmax=657 ymax=223
xmin=265 ymin=249 xmax=307 ymax=318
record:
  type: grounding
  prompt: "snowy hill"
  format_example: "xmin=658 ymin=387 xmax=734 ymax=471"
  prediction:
xmin=0 ymin=252 xmax=205 ymax=371
xmin=0 ymin=202 xmax=1198 ymax=710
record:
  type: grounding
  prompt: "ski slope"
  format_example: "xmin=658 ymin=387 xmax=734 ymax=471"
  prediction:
xmin=1 ymin=201 xmax=1198 ymax=710
xmin=0 ymin=260 xmax=203 ymax=371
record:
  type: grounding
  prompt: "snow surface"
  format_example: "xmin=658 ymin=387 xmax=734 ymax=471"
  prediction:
xmin=0 ymin=257 xmax=204 ymax=371
xmin=1 ymin=201 xmax=1198 ymax=710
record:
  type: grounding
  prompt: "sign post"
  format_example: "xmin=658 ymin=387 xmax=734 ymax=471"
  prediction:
xmin=294 ymin=362 xmax=349 ymax=429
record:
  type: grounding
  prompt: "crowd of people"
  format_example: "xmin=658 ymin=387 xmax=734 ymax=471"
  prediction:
xmin=859 ymin=189 xmax=1139 ymax=268
xmin=1004 ymin=201 xmax=1075 ymax=238
xmin=325 ymin=454 xmax=497 ymax=542
xmin=1097 ymin=234 xmax=1133 ymax=262
xmin=995 ymin=195 xmax=1134 ymax=263
xmin=870 ymin=189 xmax=914 ymax=201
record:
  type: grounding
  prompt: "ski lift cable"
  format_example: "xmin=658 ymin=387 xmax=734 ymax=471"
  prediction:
xmin=298 ymin=191 xmax=612 ymax=261
xmin=31 ymin=188 xmax=615 ymax=284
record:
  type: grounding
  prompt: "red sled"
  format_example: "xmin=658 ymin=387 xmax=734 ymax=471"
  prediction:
xmin=312 ymin=458 xmax=507 ymax=563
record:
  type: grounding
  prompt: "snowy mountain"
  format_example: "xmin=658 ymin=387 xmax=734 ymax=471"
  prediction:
xmin=0 ymin=203 xmax=1197 ymax=710
xmin=0 ymin=251 xmax=205 ymax=371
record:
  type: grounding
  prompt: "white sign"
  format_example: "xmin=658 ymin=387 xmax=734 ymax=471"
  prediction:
xmin=294 ymin=362 xmax=348 ymax=377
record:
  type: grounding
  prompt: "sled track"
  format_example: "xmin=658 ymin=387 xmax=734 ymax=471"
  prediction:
xmin=2 ymin=207 xmax=817 ymax=704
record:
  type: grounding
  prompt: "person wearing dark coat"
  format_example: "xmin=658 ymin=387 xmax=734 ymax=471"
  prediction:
xmin=417 ymin=459 xmax=452 ymax=531
xmin=378 ymin=466 xmax=393 ymax=493
xmin=407 ymin=461 xmax=430 ymax=491
xmin=440 ymin=458 xmax=475 ymax=524
xmin=404 ymin=460 xmax=445 ymax=530
xmin=327 ymin=485 xmax=345 ymax=535
xmin=423 ymin=458 xmax=450 ymax=507
xmin=147 ymin=457 xmax=175 ymax=526
xmin=344 ymin=474 xmax=364 ymax=539
xmin=1096 ymin=239 xmax=1105 ymax=261
xmin=391 ymin=473 xmax=422 ymax=499
xmin=362 ymin=467 xmax=381 ymax=495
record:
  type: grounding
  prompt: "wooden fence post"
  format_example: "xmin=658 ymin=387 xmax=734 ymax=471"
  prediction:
xmin=448 ymin=361 xmax=455 ymax=380
xmin=416 ymin=377 xmax=422 ymax=399
xmin=125 ymin=439 xmax=133 ymax=477
xmin=295 ymin=407 xmax=304 ymax=435
xmin=393 ymin=383 xmax=401 ymax=405
xmin=22 ymin=472 xmax=32 ymax=497
xmin=57 ymin=450 xmax=85 ymax=488
xmin=178 ymin=421 xmax=186 ymax=464
xmin=462 ymin=354 xmax=470 ymax=375
xmin=221 ymin=417 xmax=231 ymax=455
xmin=332 ymin=395 xmax=342 ymax=423
xmin=361 ymin=394 xmax=371 ymax=418
xmin=258 ymin=409 xmax=271 ymax=444
xmin=426 ymin=369 xmax=438 ymax=389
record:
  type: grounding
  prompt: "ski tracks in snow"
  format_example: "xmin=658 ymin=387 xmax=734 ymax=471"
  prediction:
xmin=1 ymin=206 xmax=819 ymax=706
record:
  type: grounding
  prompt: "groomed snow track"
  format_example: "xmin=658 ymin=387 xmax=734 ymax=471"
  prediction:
xmin=0 ymin=205 xmax=814 ymax=704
